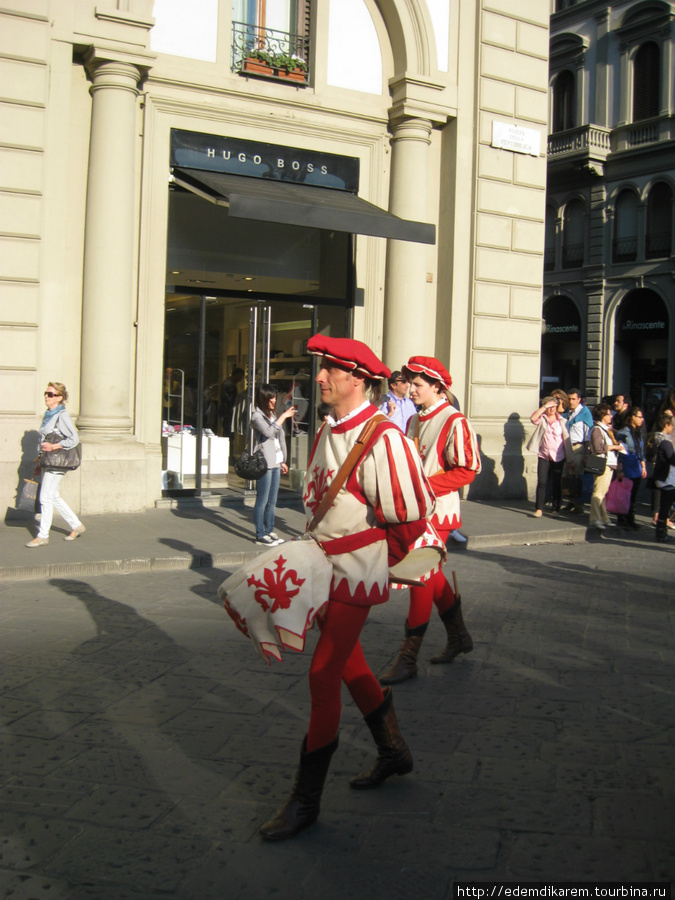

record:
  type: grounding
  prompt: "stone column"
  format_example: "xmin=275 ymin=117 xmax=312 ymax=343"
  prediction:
xmin=382 ymin=115 xmax=433 ymax=367
xmin=78 ymin=51 xmax=145 ymax=435
xmin=585 ymin=281 xmax=605 ymax=406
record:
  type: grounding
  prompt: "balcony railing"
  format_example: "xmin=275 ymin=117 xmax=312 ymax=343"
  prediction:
xmin=562 ymin=242 xmax=584 ymax=268
xmin=613 ymin=237 xmax=637 ymax=263
xmin=232 ymin=20 xmax=310 ymax=84
xmin=548 ymin=124 xmax=612 ymax=160
xmin=646 ymin=230 xmax=672 ymax=259
xmin=544 ymin=247 xmax=556 ymax=271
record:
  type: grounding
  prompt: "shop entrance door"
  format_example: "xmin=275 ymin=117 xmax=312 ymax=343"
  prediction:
xmin=162 ymin=291 xmax=345 ymax=495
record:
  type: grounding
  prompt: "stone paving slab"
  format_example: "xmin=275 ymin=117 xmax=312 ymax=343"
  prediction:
xmin=0 ymin=535 xmax=673 ymax=895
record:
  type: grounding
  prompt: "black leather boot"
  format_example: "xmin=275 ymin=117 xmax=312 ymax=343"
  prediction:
xmin=378 ymin=620 xmax=428 ymax=684
xmin=260 ymin=734 xmax=338 ymax=841
xmin=430 ymin=597 xmax=473 ymax=664
xmin=655 ymin=518 xmax=668 ymax=542
xmin=349 ymin=687 xmax=413 ymax=789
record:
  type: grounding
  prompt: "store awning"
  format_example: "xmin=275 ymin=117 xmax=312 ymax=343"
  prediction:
xmin=171 ymin=167 xmax=436 ymax=245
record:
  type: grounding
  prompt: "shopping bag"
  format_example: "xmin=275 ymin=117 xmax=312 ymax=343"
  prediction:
xmin=605 ymin=477 xmax=631 ymax=515
xmin=17 ymin=478 xmax=39 ymax=512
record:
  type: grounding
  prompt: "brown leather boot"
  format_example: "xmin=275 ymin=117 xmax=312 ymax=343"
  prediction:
xmin=349 ymin=687 xmax=413 ymax=789
xmin=430 ymin=597 xmax=473 ymax=664
xmin=260 ymin=734 xmax=338 ymax=841
xmin=378 ymin=620 xmax=428 ymax=684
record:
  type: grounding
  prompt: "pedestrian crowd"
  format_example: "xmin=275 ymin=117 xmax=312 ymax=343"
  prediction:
xmin=528 ymin=386 xmax=675 ymax=541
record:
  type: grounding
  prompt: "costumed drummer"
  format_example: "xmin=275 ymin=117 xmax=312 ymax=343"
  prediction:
xmin=379 ymin=356 xmax=481 ymax=685
xmin=259 ymin=335 xmax=435 ymax=841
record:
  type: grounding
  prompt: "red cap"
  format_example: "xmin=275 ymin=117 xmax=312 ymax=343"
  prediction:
xmin=404 ymin=355 xmax=452 ymax=389
xmin=307 ymin=335 xmax=391 ymax=379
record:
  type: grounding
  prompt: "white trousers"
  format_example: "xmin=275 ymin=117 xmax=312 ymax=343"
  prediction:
xmin=38 ymin=470 xmax=82 ymax=538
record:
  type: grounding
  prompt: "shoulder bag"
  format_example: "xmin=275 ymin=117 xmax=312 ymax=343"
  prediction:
xmin=40 ymin=431 xmax=82 ymax=470
xmin=584 ymin=453 xmax=607 ymax=476
xmin=234 ymin=446 xmax=268 ymax=480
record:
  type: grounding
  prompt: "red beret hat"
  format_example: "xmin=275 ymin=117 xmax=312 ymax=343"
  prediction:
xmin=307 ymin=335 xmax=391 ymax=380
xmin=404 ymin=355 xmax=452 ymax=389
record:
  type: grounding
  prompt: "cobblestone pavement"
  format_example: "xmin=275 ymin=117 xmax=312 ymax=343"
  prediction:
xmin=0 ymin=536 xmax=673 ymax=898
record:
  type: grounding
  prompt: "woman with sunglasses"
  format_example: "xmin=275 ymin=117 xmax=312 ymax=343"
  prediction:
xmin=26 ymin=382 xmax=85 ymax=547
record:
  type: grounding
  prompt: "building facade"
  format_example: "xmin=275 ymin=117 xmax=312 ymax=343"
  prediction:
xmin=1 ymin=0 xmax=550 ymax=516
xmin=545 ymin=0 xmax=675 ymax=422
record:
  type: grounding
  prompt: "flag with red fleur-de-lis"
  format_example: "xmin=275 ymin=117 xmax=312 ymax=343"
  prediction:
xmin=218 ymin=534 xmax=333 ymax=664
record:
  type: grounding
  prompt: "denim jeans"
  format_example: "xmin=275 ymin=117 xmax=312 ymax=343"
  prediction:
xmin=254 ymin=466 xmax=281 ymax=538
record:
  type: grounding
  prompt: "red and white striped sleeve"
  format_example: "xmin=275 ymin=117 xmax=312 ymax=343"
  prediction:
xmin=445 ymin=414 xmax=481 ymax=473
xmin=359 ymin=426 xmax=435 ymax=525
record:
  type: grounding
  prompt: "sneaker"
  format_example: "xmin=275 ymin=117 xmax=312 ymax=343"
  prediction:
xmin=26 ymin=537 xmax=49 ymax=548
xmin=255 ymin=535 xmax=277 ymax=546
xmin=532 ymin=510 xmax=543 ymax=518
xmin=268 ymin=532 xmax=281 ymax=542
xmin=593 ymin=522 xmax=606 ymax=531
xmin=449 ymin=531 xmax=467 ymax=543
xmin=605 ymin=520 xmax=617 ymax=528
xmin=550 ymin=510 xmax=559 ymax=518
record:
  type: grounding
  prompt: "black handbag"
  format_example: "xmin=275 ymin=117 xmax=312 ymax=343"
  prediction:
xmin=584 ymin=453 xmax=607 ymax=476
xmin=234 ymin=447 xmax=268 ymax=481
xmin=39 ymin=432 xmax=82 ymax=470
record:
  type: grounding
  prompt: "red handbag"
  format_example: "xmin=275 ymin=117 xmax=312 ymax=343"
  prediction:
xmin=605 ymin=477 xmax=631 ymax=515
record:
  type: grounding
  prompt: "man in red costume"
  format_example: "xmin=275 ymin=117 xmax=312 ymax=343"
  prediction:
xmin=380 ymin=355 xmax=481 ymax=685
xmin=260 ymin=336 xmax=435 ymax=841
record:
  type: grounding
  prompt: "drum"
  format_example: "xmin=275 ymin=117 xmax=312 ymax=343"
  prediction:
xmin=218 ymin=533 xmax=333 ymax=664
xmin=389 ymin=520 xmax=447 ymax=589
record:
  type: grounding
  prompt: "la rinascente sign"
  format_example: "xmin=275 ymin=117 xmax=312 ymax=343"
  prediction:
xmin=170 ymin=129 xmax=360 ymax=193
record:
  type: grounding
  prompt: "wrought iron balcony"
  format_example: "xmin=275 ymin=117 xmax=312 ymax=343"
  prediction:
xmin=562 ymin=242 xmax=584 ymax=269
xmin=613 ymin=237 xmax=637 ymax=263
xmin=544 ymin=247 xmax=556 ymax=271
xmin=232 ymin=20 xmax=310 ymax=85
xmin=646 ymin=230 xmax=672 ymax=259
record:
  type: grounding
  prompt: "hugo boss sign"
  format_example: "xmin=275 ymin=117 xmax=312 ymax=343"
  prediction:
xmin=170 ymin=129 xmax=360 ymax=193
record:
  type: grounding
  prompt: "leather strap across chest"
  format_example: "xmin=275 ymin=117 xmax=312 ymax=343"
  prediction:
xmin=308 ymin=414 xmax=387 ymax=533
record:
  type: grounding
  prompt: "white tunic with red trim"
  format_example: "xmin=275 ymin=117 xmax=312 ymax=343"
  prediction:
xmin=303 ymin=402 xmax=435 ymax=607
xmin=407 ymin=399 xmax=481 ymax=531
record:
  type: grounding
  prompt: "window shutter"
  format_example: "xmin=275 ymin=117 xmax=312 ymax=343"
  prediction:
xmin=633 ymin=42 xmax=660 ymax=121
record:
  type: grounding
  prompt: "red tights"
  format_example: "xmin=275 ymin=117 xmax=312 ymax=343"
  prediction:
xmin=406 ymin=525 xmax=457 ymax=629
xmin=306 ymin=600 xmax=384 ymax=752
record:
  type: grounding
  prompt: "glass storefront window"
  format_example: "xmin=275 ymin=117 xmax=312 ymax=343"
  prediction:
xmin=162 ymin=188 xmax=351 ymax=494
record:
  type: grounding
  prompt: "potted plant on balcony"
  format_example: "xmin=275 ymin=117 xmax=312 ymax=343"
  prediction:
xmin=242 ymin=49 xmax=308 ymax=83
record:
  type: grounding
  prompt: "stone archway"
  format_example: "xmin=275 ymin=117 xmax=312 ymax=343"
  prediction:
xmin=613 ymin=289 xmax=669 ymax=411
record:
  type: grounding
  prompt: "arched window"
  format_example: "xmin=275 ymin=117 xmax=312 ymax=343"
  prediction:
xmin=553 ymin=70 xmax=576 ymax=133
xmin=633 ymin=41 xmax=660 ymax=121
xmin=646 ymin=182 xmax=672 ymax=258
xmin=562 ymin=199 xmax=584 ymax=268
xmin=613 ymin=190 xmax=638 ymax=262
xmin=545 ymin=206 xmax=557 ymax=271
